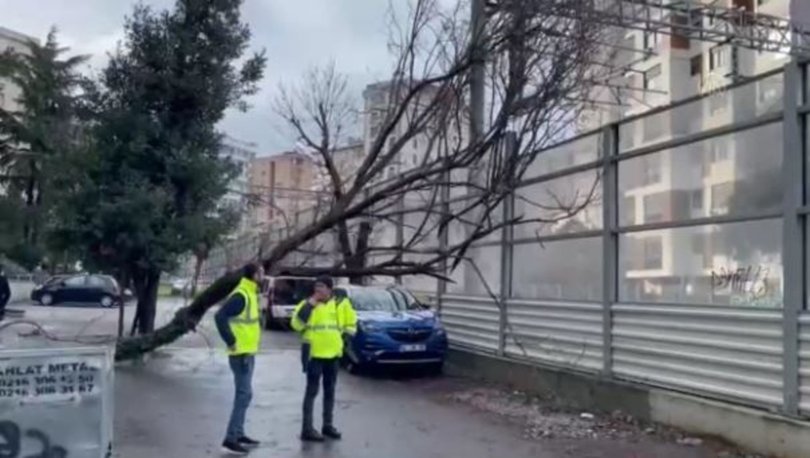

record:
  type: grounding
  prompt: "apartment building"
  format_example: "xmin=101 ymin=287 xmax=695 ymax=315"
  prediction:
xmin=0 ymin=26 xmax=35 ymax=113
xmin=570 ymin=0 xmax=810 ymax=306
xmin=327 ymin=140 xmax=365 ymax=187
xmin=0 ymin=27 xmax=36 ymax=198
xmin=219 ymin=136 xmax=258 ymax=236
xmin=248 ymin=151 xmax=317 ymax=229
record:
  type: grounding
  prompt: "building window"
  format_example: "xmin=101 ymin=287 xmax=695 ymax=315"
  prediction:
xmin=690 ymin=55 xmax=703 ymax=77
xmin=412 ymin=154 xmax=418 ymax=166
xmin=709 ymin=140 xmax=729 ymax=162
xmin=643 ymin=64 xmax=662 ymax=91
xmin=622 ymin=196 xmax=635 ymax=226
xmin=690 ymin=189 xmax=703 ymax=211
xmin=757 ymin=79 xmax=780 ymax=107
xmin=643 ymin=194 xmax=665 ymax=223
xmin=641 ymin=155 xmax=661 ymax=186
xmin=413 ymin=137 xmax=419 ymax=149
xmin=642 ymin=115 xmax=664 ymax=141
xmin=642 ymin=237 xmax=663 ymax=270
xmin=709 ymin=45 xmax=728 ymax=71
xmin=691 ymin=234 xmax=712 ymax=269
xmin=709 ymin=91 xmax=727 ymax=114
xmin=643 ymin=31 xmax=659 ymax=50
xmin=710 ymin=182 xmax=734 ymax=215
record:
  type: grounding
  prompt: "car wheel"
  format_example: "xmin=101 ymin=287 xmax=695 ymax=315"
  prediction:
xmin=342 ymin=351 xmax=363 ymax=375
xmin=344 ymin=359 xmax=363 ymax=375
xmin=40 ymin=293 xmax=54 ymax=306
xmin=100 ymin=295 xmax=115 ymax=308
xmin=427 ymin=362 xmax=444 ymax=376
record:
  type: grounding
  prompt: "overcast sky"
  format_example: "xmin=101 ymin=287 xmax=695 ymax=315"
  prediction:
xmin=0 ymin=0 xmax=398 ymax=155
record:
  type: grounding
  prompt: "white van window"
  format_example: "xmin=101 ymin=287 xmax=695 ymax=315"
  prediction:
xmin=271 ymin=278 xmax=314 ymax=305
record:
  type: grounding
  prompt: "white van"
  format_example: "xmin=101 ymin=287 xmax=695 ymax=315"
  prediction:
xmin=261 ymin=276 xmax=316 ymax=330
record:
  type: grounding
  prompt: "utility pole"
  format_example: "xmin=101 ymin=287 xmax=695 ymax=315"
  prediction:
xmin=470 ymin=0 xmax=486 ymax=142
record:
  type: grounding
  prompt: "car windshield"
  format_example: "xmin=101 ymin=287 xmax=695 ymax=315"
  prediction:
xmin=348 ymin=288 xmax=406 ymax=312
xmin=389 ymin=288 xmax=421 ymax=310
xmin=271 ymin=278 xmax=314 ymax=305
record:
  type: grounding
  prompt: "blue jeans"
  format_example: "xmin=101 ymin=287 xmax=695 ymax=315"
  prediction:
xmin=302 ymin=358 xmax=339 ymax=432
xmin=225 ymin=355 xmax=255 ymax=442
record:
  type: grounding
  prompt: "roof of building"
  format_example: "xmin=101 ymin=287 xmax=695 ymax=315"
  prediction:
xmin=0 ymin=26 xmax=37 ymax=46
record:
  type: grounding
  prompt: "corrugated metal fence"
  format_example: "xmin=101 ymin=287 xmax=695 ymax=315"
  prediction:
xmin=798 ymin=314 xmax=810 ymax=413
xmin=437 ymin=61 xmax=810 ymax=420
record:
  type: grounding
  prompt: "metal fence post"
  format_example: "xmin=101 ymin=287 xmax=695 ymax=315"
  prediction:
xmin=436 ymin=169 xmax=450 ymax=314
xmin=498 ymin=132 xmax=517 ymax=356
xmin=601 ymin=123 xmax=619 ymax=376
xmin=782 ymin=59 xmax=804 ymax=416
xmin=395 ymin=194 xmax=405 ymax=286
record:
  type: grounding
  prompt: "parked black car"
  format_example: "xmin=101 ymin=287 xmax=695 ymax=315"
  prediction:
xmin=31 ymin=274 xmax=123 ymax=308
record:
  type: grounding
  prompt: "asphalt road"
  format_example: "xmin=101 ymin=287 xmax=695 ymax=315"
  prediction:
xmin=2 ymin=298 xmax=756 ymax=458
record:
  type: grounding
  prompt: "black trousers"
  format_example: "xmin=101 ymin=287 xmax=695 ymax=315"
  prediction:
xmin=302 ymin=357 xmax=339 ymax=431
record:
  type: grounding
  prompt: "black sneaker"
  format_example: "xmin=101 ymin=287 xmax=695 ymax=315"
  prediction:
xmin=221 ymin=440 xmax=249 ymax=455
xmin=237 ymin=436 xmax=260 ymax=448
xmin=322 ymin=425 xmax=342 ymax=440
xmin=300 ymin=429 xmax=325 ymax=442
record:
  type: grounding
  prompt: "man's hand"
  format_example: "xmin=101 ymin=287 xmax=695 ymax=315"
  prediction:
xmin=228 ymin=345 xmax=236 ymax=353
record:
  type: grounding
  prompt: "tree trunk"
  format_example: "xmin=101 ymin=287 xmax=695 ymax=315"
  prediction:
xmin=348 ymin=221 xmax=372 ymax=285
xmin=115 ymin=269 xmax=242 ymax=361
xmin=190 ymin=252 xmax=206 ymax=298
xmin=116 ymin=271 xmax=130 ymax=338
xmin=132 ymin=268 xmax=161 ymax=335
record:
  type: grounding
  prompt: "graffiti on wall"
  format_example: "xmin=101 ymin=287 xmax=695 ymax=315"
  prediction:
xmin=0 ymin=421 xmax=68 ymax=458
xmin=711 ymin=265 xmax=776 ymax=306
xmin=0 ymin=354 xmax=108 ymax=458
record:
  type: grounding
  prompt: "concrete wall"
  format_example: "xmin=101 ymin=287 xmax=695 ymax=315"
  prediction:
xmin=447 ymin=348 xmax=810 ymax=458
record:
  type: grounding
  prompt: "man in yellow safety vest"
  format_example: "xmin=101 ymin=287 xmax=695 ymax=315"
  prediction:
xmin=215 ymin=263 xmax=263 ymax=455
xmin=292 ymin=276 xmax=356 ymax=442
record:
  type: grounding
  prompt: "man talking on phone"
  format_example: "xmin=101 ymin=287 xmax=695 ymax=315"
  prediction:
xmin=292 ymin=276 xmax=356 ymax=442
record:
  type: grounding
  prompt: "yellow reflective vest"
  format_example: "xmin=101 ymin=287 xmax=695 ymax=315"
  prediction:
xmin=292 ymin=296 xmax=357 ymax=359
xmin=227 ymin=277 xmax=261 ymax=356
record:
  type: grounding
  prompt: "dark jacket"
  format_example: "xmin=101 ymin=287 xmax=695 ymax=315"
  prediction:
xmin=214 ymin=293 xmax=246 ymax=348
xmin=0 ymin=274 xmax=10 ymax=307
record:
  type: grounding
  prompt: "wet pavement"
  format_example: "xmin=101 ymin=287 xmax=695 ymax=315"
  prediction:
xmin=112 ymin=344 xmax=708 ymax=458
xmin=4 ymin=299 xmax=764 ymax=457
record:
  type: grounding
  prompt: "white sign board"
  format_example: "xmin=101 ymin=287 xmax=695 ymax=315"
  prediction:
xmin=0 ymin=347 xmax=113 ymax=458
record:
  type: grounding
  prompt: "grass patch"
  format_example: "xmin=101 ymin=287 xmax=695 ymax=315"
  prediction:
xmin=158 ymin=284 xmax=173 ymax=297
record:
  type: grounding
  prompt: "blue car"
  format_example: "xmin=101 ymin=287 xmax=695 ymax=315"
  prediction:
xmin=337 ymin=285 xmax=448 ymax=373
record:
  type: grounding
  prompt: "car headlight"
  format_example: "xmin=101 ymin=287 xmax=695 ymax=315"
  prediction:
xmin=359 ymin=321 xmax=382 ymax=333
xmin=433 ymin=320 xmax=446 ymax=335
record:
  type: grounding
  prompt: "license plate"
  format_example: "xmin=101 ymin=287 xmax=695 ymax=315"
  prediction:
xmin=400 ymin=344 xmax=426 ymax=352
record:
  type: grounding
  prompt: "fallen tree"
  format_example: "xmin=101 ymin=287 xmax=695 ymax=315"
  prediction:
xmin=116 ymin=0 xmax=622 ymax=361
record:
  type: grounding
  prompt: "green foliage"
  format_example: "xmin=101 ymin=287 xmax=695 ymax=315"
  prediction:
xmin=52 ymin=0 xmax=265 ymax=299
xmin=0 ymin=29 xmax=90 ymax=268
